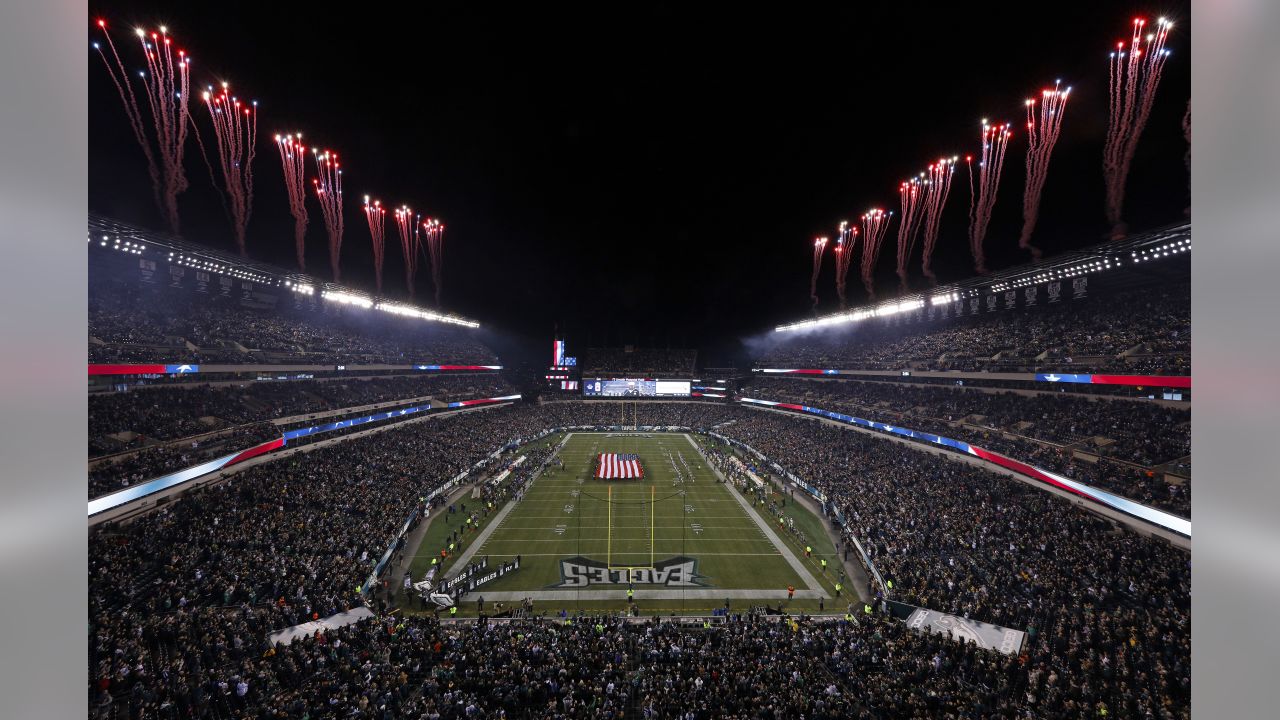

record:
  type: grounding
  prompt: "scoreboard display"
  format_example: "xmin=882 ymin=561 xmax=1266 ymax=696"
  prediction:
xmin=583 ymin=379 xmax=691 ymax=397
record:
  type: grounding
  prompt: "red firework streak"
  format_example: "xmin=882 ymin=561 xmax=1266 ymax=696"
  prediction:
xmin=274 ymin=133 xmax=309 ymax=269
xmin=810 ymin=235 xmax=828 ymax=314
xmin=364 ymin=197 xmax=387 ymax=294
xmin=93 ymin=21 xmax=192 ymax=234
xmin=895 ymin=174 xmax=926 ymax=292
xmin=1104 ymin=17 xmax=1173 ymax=237
xmin=833 ymin=223 xmax=857 ymax=310
xmin=422 ymin=218 xmax=446 ymax=307
xmin=312 ymin=149 xmax=345 ymax=281
xmin=966 ymin=120 xmax=1013 ymax=274
xmin=920 ymin=156 xmax=958 ymax=284
xmin=1020 ymin=81 xmax=1070 ymax=259
xmin=394 ymin=206 xmax=419 ymax=299
xmin=199 ymin=83 xmax=257 ymax=256
xmin=859 ymin=209 xmax=893 ymax=300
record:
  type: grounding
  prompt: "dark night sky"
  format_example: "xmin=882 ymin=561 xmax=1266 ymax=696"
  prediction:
xmin=89 ymin=3 xmax=1192 ymax=365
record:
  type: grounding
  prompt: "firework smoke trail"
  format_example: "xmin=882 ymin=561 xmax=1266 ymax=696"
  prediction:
xmin=1182 ymin=99 xmax=1190 ymax=214
xmin=920 ymin=157 xmax=958 ymax=284
xmin=809 ymin=235 xmax=828 ymax=314
xmin=312 ymin=149 xmax=344 ymax=281
xmin=274 ymin=133 xmax=309 ymax=269
xmin=200 ymin=84 xmax=257 ymax=256
xmin=394 ymin=206 xmax=418 ymax=299
xmin=833 ymin=222 xmax=858 ymax=310
xmin=423 ymin=218 xmax=446 ymax=307
xmin=859 ymin=209 xmax=893 ymax=300
xmin=94 ymin=21 xmax=161 ymax=216
xmin=1104 ymin=17 xmax=1173 ymax=237
xmin=895 ymin=175 xmax=926 ymax=291
xmin=1182 ymin=99 xmax=1190 ymax=171
xmin=1020 ymin=82 xmax=1070 ymax=259
xmin=93 ymin=22 xmax=192 ymax=234
xmin=364 ymin=197 xmax=387 ymax=294
xmin=967 ymin=120 xmax=1012 ymax=274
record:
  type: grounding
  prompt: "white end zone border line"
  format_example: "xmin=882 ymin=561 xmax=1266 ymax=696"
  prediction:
xmin=683 ymin=433 xmax=827 ymax=595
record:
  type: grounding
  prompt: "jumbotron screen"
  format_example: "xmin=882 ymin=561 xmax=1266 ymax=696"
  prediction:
xmin=582 ymin=379 xmax=691 ymax=397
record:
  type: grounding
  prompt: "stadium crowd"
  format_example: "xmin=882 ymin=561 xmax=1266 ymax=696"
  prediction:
xmin=740 ymin=378 xmax=1191 ymax=515
xmin=89 ymin=400 xmax=1188 ymax=719
xmin=715 ymin=410 xmax=1189 ymax=719
xmin=88 ymin=422 xmax=281 ymax=499
xmin=88 ymin=279 xmax=497 ymax=366
xmin=89 ymin=375 xmax=512 ymax=455
xmin=582 ymin=348 xmax=698 ymax=376
xmin=756 ymin=283 xmax=1189 ymax=375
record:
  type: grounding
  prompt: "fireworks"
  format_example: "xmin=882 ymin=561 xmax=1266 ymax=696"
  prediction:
xmin=859 ymin=209 xmax=893 ymax=300
xmin=967 ymin=120 xmax=1013 ymax=274
xmin=810 ymin=235 xmax=828 ymax=314
xmin=273 ymin=133 xmax=309 ymax=269
xmin=312 ymin=149 xmax=344 ymax=281
xmin=895 ymin=175 xmax=926 ymax=291
xmin=833 ymin=223 xmax=857 ymax=310
xmin=93 ymin=21 xmax=192 ymax=234
xmin=198 ymin=83 xmax=257 ymax=256
xmin=1104 ymin=17 xmax=1174 ymax=237
xmin=364 ymin=197 xmax=387 ymax=294
xmin=423 ymin=218 xmax=446 ymax=307
xmin=920 ymin=157 xmax=958 ymax=284
xmin=1018 ymin=81 xmax=1070 ymax=260
xmin=394 ymin=205 xmax=418 ymax=299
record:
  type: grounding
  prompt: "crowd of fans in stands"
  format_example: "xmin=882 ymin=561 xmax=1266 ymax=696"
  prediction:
xmin=89 ymin=375 xmax=512 ymax=453
xmin=715 ymin=411 xmax=1189 ymax=720
xmin=756 ymin=283 xmax=1189 ymax=375
xmin=741 ymin=377 xmax=1191 ymax=515
xmin=88 ymin=279 xmax=497 ymax=365
xmin=90 ymin=400 xmax=1188 ymax=719
xmin=582 ymin=348 xmax=698 ymax=376
xmin=89 ymin=422 xmax=281 ymax=499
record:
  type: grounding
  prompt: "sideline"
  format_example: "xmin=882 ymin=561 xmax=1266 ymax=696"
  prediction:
xmin=683 ymin=433 xmax=827 ymax=595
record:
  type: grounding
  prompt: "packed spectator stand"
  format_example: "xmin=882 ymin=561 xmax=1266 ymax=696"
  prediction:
xmin=756 ymin=282 xmax=1189 ymax=375
xmin=90 ymin=400 xmax=1189 ymax=719
xmin=740 ymin=376 xmax=1191 ymax=516
xmin=582 ymin=347 xmax=698 ymax=377
xmin=89 ymin=279 xmax=497 ymax=366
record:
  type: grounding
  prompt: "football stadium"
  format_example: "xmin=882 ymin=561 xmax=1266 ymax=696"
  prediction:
xmin=72 ymin=4 xmax=1205 ymax=719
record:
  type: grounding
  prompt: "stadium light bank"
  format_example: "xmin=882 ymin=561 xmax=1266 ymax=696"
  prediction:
xmin=776 ymin=299 xmax=925 ymax=333
xmin=772 ymin=224 xmax=1190 ymax=334
xmin=88 ymin=216 xmax=482 ymax=329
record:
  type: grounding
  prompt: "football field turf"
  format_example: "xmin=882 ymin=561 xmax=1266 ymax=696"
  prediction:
xmin=454 ymin=432 xmax=830 ymax=605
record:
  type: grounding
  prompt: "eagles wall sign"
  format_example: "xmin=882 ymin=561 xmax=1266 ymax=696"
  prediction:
xmin=552 ymin=556 xmax=708 ymax=588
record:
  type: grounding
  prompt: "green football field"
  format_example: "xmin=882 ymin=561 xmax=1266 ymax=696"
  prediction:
xmin=436 ymin=431 xmax=835 ymax=610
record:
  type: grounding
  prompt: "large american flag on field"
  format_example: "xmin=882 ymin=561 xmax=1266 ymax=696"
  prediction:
xmin=595 ymin=453 xmax=644 ymax=479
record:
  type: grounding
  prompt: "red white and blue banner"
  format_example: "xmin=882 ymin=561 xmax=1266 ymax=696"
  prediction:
xmin=90 ymin=363 xmax=501 ymax=375
xmin=738 ymin=397 xmax=1190 ymax=537
xmin=88 ymin=363 xmax=200 ymax=376
xmin=446 ymin=394 xmax=522 ymax=408
xmin=1035 ymin=373 xmax=1190 ymax=388
xmin=595 ymin=453 xmax=644 ymax=479
xmin=88 ymin=435 xmax=285 ymax=516
xmin=753 ymin=368 xmax=1190 ymax=389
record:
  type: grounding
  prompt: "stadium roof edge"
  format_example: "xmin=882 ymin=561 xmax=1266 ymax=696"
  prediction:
xmin=88 ymin=214 xmax=482 ymax=328
xmin=771 ymin=222 xmax=1190 ymax=333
